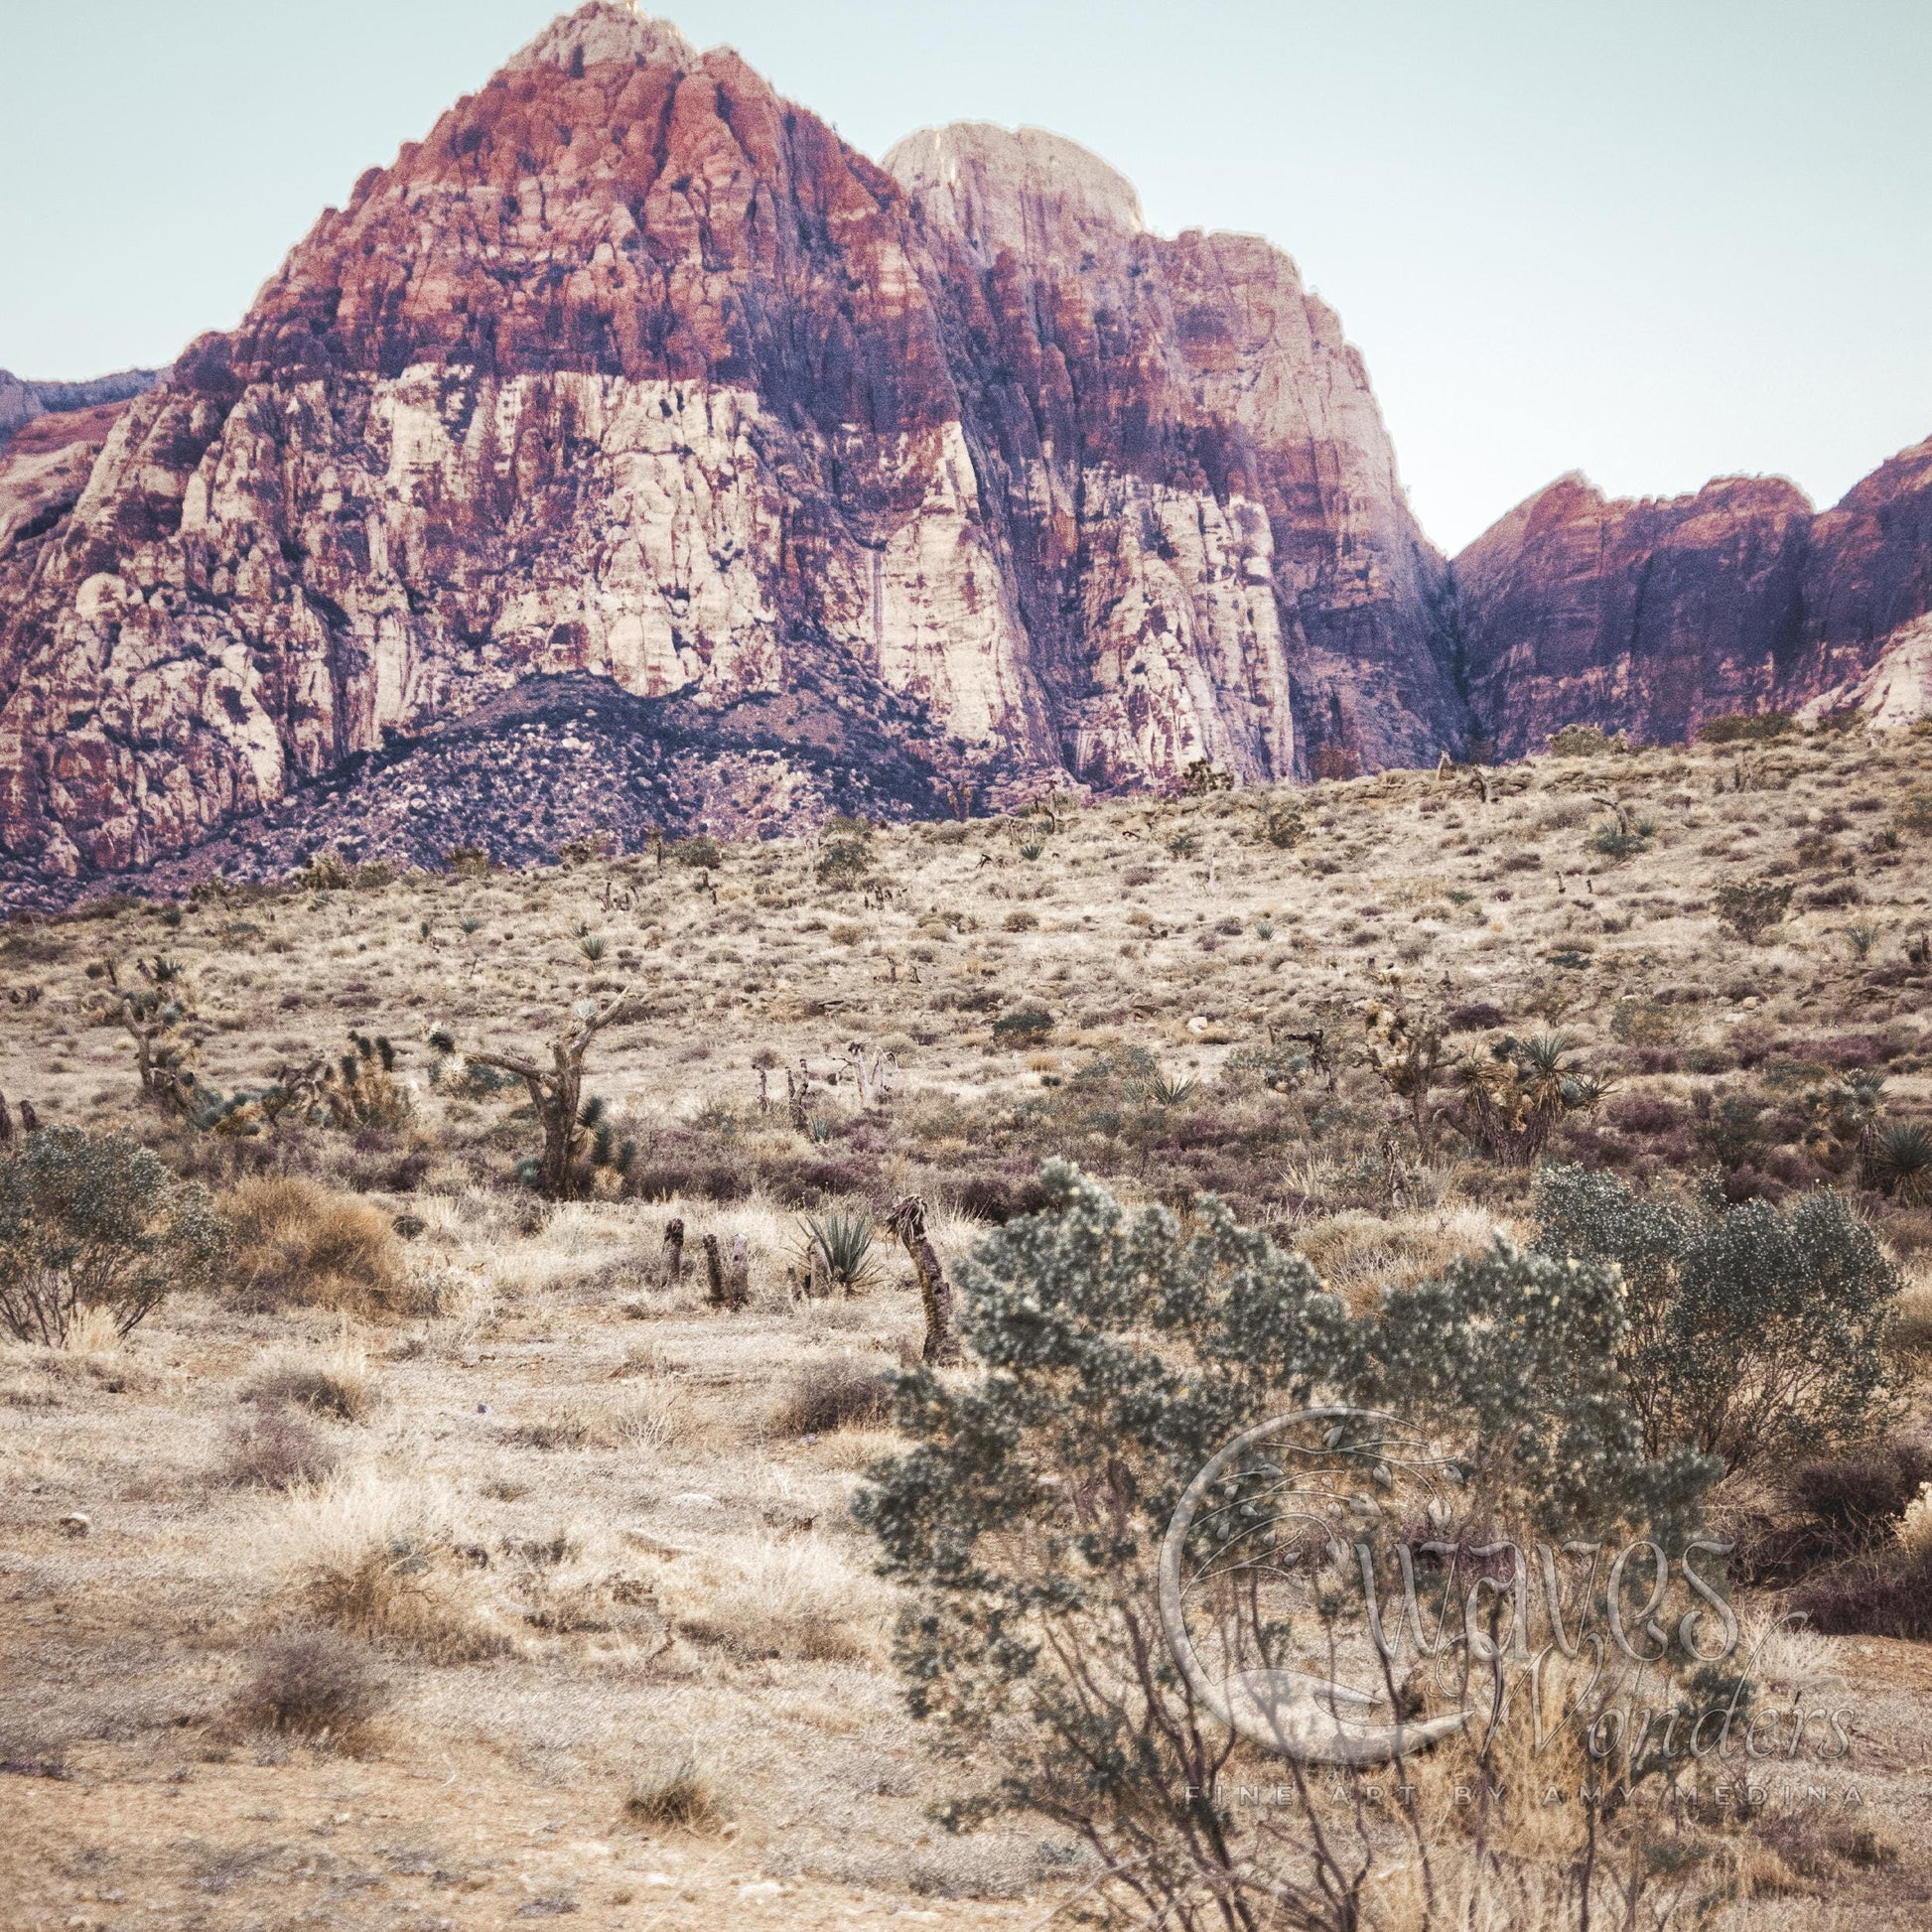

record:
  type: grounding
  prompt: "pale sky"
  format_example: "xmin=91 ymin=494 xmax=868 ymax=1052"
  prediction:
xmin=3 ymin=0 xmax=1925 ymax=554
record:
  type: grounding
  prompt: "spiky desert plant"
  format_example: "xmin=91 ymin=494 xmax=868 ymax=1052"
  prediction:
xmin=1358 ymin=998 xmax=1447 ymax=1156
xmin=1845 ymin=922 xmax=1881 ymax=959
xmin=1444 ymin=1032 xmax=1608 ymax=1166
xmin=1869 ymin=1123 xmax=1932 ymax=1206
xmin=439 ymin=986 xmax=640 ymax=1200
xmin=89 ymin=958 xmax=197 ymax=1116
xmin=321 ymin=1034 xmax=411 ymax=1131
xmin=1141 ymin=1066 xmax=1198 ymax=1109
xmin=797 ymin=1211 xmax=879 ymax=1297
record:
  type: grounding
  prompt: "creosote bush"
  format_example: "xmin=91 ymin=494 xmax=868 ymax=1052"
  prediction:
xmin=1534 ymin=1166 xmax=1899 ymax=1473
xmin=858 ymin=1162 xmax=1717 ymax=1932
xmin=0 ymin=1126 xmax=225 ymax=1346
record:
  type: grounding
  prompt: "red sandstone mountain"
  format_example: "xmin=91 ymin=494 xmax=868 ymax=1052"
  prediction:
xmin=0 ymin=3 xmax=1455 ymax=896
xmin=1454 ymin=435 xmax=1932 ymax=756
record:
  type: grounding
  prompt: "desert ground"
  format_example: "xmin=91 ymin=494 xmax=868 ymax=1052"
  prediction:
xmin=2 ymin=723 xmax=1930 ymax=1929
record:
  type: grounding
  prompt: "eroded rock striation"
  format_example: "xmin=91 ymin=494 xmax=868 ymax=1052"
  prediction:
xmin=1457 ymin=435 xmax=1932 ymax=755
xmin=0 ymin=2 xmax=1458 ymax=894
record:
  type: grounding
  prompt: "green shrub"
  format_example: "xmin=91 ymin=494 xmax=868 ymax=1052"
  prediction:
xmin=0 ymin=1128 xmax=225 ymax=1345
xmin=1697 ymin=712 xmax=1794 ymax=745
xmin=1547 ymin=723 xmax=1626 ymax=757
xmin=857 ymin=1164 xmax=1715 ymax=1925
xmin=1715 ymin=878 xmax=1794 ymax=943
xmin=1535 ymin=1166 xmax=1899 ymax=1473
xmin=669 ymin=835 xmax=723 ymax=871
xmin=990 ymin=1004 xmax=1052 ymax=1046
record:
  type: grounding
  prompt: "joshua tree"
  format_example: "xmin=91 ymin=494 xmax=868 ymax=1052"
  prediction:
xmin=1444 ymin=1032 xmax=1609 ymax=1166
xmin=434 ymin=987 xmax=639 ymax=1200
xmin=90 ymin=958 xmax=197 ymax=1115
xmin=703 ymin=1232 xmax=750 ymax=1310
xmin=886 ymin=1194 xmax=961 ymax=1365
xmin=1357 ymin=997 xmax=1447 ymax=1157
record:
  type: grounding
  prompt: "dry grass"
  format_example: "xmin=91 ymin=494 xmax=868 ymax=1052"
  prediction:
xmin=227 ymin=1628 xmax=388 ymax=1751
xmin=222 ymin=1176 xmax=418 ymax=1317
xmin=264 ymin=1468 xmax=511 ymax=1661
xmin=241 ymin=1325 xmax=376 ymax=1421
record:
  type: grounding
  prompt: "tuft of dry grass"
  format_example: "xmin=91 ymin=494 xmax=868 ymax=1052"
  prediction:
xmin=217 ymin=1405 xmax=342 ymax=1490
xmin=772 ymin=1355 xmax=894 ymax=1437
xmin=265 ymin=1469 xmax=511 ymax=1661
xmin=242 ymin=1327 xmax=376 ymax=1422
xmin=622 ymin=1758 xmax=724 ymax=1832
xmin=222 ymin=1177 xmax=419 ymax=1318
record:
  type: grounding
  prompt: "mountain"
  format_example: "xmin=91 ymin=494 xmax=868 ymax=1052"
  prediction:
xmin=0 ymin=365 xmax=166 ymax=450
xmin=0 ymin=3 xmax=1458 ymax=898
xmin=1455 ymin=435 xmax=1932 ymax=755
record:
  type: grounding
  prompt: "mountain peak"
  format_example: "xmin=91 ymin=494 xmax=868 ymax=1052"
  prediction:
xmin=884 ymin=123 xmax=1144 ymax=257
xmin=505 ymin=2 xmax=696 ymax=76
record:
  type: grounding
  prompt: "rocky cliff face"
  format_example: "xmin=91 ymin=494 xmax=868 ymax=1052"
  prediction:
xmin=1457 ymin=435 xmax=1932 ymax=755
xmin=0 ymin=2 xmax=1459 ymax=896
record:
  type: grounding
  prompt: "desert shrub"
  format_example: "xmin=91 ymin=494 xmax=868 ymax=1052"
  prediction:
xmin=1547 ymin=722 xmax=1626 ymax=757
xmin=1715 ymin=878 xmax=1795 ymax=943
xmin=1257 ymin=800 xmax=1305 ymax=848
xmin=1535 ymin=1167 xmax=1900 ymax=1473
xmin=1001 ymin=908 xmax=1038 ymax=932
xmin=243 ymin=1335 xmax=375 ymax=1422
xmin=815 ymin=816 xmax=873 ymax=889
xmin=1894 ymin=790 xmax=1932 ymax=836
xmin=624 ymin=1760 xmax=724 ymax=1831
xmin=775 ymin=1356 xmax=894 ymax=1436
xmin=1697 ymin=712 xmax=1793 ymax=744
xmin=218 ymin=1406 xmax=342 ymax=1490
xmin=1444 ymin=1000 xmax=1507 ymax=1034
xmin=669 ymin=834 xmax=723 ymax=870
xmin=0 ymin=1127 xmax=225 ymax=1346
xmin=232 ymin=1629 xmax=387 ymax=1746
xmin=858 ymin=1164 xmax=1717 ymax=1931
xmin=222 ymin=1177 xmax=413 ymax=1317
xmin=296 ymin=847 xmax=353 ymax=891
xmin=990 ymin=1004 xmax=1052 ymax=1046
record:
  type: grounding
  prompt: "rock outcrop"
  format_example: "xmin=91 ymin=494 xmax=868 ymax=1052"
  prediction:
xmin=0 ymin=366 xmax=166 ymax=450
xmin=0 ymin=2 xmax=1459 ymax=896
xmin=1457 ymin=434 xmax=1932 ymax=754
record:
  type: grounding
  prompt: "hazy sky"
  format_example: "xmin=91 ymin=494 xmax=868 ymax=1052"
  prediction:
xmin=3 ymin=0 xmax=1925 ymax=553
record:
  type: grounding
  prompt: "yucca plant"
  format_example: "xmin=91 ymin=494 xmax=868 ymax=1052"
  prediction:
xmin=1141 ymin=1067 xmax=1197 ymax=1108
xmin=1869 ymin=1123 xmax=1932 ymax=1205
xmin=797 ymin=1211 xmax=879 ymax=1297
xmin=1017 ymin=835 xmax=1047 ymax=861
xmin=577 ymin=932 xmax=608 ymax=963
xmin=1845 ymin=922 xmax=1881 ymax=959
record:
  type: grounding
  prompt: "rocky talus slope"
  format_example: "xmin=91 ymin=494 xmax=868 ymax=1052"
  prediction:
xmin=0 ymin=2 xmax=1457 ymax=898
xmin=1455 ymin=435 xmax=1932 ymax=756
